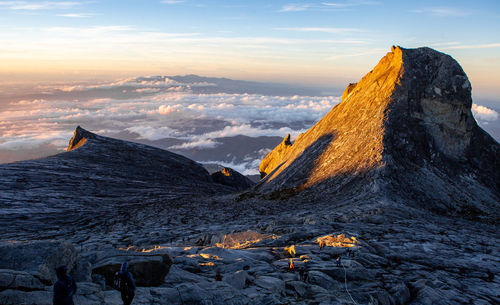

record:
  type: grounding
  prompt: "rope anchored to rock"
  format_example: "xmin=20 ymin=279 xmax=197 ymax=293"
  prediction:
xmin=341 ymin=260 xmax=358 ymax=305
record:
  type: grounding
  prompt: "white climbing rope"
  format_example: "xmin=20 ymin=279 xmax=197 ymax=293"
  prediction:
xmin=342 ymin=260 xmax=358 ymax=305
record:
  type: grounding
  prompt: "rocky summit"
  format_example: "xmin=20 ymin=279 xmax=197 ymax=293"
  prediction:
xmin=257 ymin=46 xmax=499 ymax=222
xmin=0 ymin=47 xmax=499 ymax=305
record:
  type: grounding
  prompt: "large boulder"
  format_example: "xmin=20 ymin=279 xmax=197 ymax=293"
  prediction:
xmin=0 ymin=241 xmax=78 ymax=285
xmin=0 ymin=269 xmax=45 ymax=291
xmin=92 ymin=253 xmax=173 ymax=287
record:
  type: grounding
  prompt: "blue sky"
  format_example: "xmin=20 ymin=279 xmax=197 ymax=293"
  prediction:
xmin=0 ymin=0 xmax=499 ymax=99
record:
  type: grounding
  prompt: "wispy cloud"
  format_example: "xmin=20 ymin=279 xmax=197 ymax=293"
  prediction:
xmin=0 ymin=1 xmax=84 ymax=10
xmin=411 ymin=7 xmax=470 ymax=17
xmin=169 ymin=138 xmax=221 ymax=150
xmin=160 ymin=0 xmax=185 ymax=4
xmin=280 ymin=3 xmax=312 ymax=12
xmin=275 ymin=27 xmax=364 ymax=34
xmin=441 ymin=43 xmax=500 ymax=50
xmin=56 ymin=12 xmax=92 ymax=18
xmin=43 ymin=25 xmax=135 ymax=35
xmin=280 ymin=1 xmax=379 ymax=12
xmin=321 ymin=1 xmax=380 ymax=8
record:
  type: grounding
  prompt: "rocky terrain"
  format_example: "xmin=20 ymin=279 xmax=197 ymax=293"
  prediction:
xmin=0 ymin=46 xmax=498 ymax=305
xmin=0 ymin=126 xmax=244 ymax=242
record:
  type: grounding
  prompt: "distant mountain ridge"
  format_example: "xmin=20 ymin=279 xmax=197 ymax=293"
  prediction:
xmin=0 ymin=126 xmax=248 ymax=240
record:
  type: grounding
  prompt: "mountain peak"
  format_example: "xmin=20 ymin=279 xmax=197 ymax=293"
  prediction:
xmin=67 ymin=126 xmax=96 ymax=151
xmin=257 ymin=46 xmax=499 ymax=220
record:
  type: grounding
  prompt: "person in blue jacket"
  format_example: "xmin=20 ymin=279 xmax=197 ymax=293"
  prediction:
xmin=53 ymin=265 xmax=77 ymax=305
xmin=114 ymin=262 xmax=136 ymax=305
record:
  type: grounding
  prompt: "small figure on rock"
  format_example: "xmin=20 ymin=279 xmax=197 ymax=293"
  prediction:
xmin=336 ymin=256 xmax=342 ymax=267
xmin=53 ymin=265 xmax=77 ymax=305
xmin=319 ymin=240 xmax=326 ymax=249
xmin=299 ymin=266 xmax=309 ymax=282
xmin=215 ymin=270 xmax=223 ymax=281
xmin=303 ymin=267 xmax=309 ymax=283
xmin=289 ymin=258 xmax=295 ymax=272
xmin=114 ymin=262 xmax=136 ymax=305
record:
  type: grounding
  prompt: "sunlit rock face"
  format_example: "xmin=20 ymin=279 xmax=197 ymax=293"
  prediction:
xmin=67 ymin=126 xmax=94 ymax=151
xmin=258 ymin=46 xmax=499 ymax=220
xmin=259 ymin=134 xmax=292 ymax=178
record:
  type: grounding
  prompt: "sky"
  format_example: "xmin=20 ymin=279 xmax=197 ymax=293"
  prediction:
xmin=0 ymin=0 xmax=499 ymax=99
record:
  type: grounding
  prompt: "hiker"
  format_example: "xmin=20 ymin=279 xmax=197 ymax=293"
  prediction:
xmin=114 ymin=262 xmax=136 ymax=305
xmin=53 ymin=265 xmax=77 ymax=305
xmin=299 ymin=267 xmax=309 ymax=282
xmin=215 ymin=270 xmax=222 ymax=281
xmin=319 ymin=240 xmax=325 ymax=249
xmin=288 ymin=258 xmax=295 ymax=272
xmin=336 ymin=256 xmax=342 ymax=267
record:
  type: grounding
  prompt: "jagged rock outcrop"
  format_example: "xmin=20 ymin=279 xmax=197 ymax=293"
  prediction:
xmin=211 ymin=167 xmax=255 ymax=191
xmin=258 ymin=46 xmax=499 ymax=220
xmin=67 ymin=126 xmax=95 ymax=151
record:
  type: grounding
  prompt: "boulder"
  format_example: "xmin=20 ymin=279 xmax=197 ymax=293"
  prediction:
xmin=224 ymin=270 xmax=250 ymax=290
xmin=286 ymin=280 xmax=308 ymax=297
xmin=0 ymin=241 xmax=78 ymax=284
xmin=73 ymin=282 xmax=106 ymax=305
xmin=254 ymin=275 xmax=285 ymax=294
xmin=0 ymin=289 xmax=51 ymax=305
xmin=306 ymin=270 xmax=339 ymax=290
xmin=390 ymin=283 xmax=411 ymax=305
xmin=92 ymin=253 xmax=172 ymax=287
xmin=0 ymin=269 xmax=45 ymax=291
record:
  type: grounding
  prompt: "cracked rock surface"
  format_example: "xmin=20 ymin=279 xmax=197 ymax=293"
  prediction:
xmin=0 ymin=46 xmax=498 ymax=304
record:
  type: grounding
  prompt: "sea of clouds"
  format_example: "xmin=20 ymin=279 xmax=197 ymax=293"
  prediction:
xmin=0 ymin=76 xmax=339 ymax=171
xmin=0 ymin=75 xmax=498 ymax=174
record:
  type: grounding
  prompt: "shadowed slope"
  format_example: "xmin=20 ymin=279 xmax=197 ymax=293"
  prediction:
xmin=0 ymin=126 xmax=235 ymax=240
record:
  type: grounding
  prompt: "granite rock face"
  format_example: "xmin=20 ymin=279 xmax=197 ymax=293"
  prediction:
xmin=257 ymin=46 xmax=499 ymax=221
xmin=259 ymin=134 xmax=292 ymax=178
xmin=0 ymin=126 xmax=236 ymax=241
